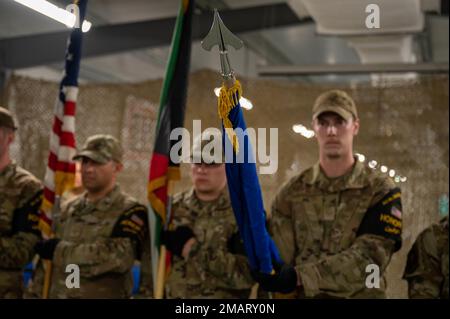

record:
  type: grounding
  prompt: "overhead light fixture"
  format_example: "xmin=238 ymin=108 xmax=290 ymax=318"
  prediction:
xmin=81 ymin=20 xmax=92 ymax=32
xmin=292 ymin=124 xmax=315 ymax=139
xmin=364 ymin=156 xmax=406 ymax=182
xmin=14 ymin=0 xmax=92 ymax=32
xmin=214 ymin=88 xmax=253 ymax=110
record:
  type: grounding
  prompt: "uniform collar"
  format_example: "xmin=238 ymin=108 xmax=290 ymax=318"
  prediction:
xmin=79 ymin=184 xmax=122 ymax=212
xmin=304 ymin=156 xmax=369 ymax=192
xmin=0 ymin=162 xmax=16 ymax=186
xmin=185 ymin=187 xmax=230 ymax=215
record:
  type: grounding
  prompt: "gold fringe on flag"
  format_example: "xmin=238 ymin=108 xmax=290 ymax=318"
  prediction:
xmin=218 ymin=80 xmax=242 ymax=153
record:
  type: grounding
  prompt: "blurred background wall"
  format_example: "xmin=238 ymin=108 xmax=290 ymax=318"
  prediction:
xmin=1 ymin=0 xmax=449 ymax=298
xmin=1 ymin=70 xmax=448 ymax=297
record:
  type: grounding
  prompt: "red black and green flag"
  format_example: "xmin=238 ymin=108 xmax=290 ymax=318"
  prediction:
xmin=147 ymin=0 xmax=194 ymax=295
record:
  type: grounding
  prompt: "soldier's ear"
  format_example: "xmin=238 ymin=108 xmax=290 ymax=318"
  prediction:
xmin=5 ymin=129 xmax=15 ymax=145
xmin=114 ymin=162 xmax=124 ymax=173
xmin=352 ymin=118 xmax=360 ymax=136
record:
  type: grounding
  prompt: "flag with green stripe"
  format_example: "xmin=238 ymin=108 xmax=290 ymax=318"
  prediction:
xmin=147 ymin=0 xmax=194 ymax=296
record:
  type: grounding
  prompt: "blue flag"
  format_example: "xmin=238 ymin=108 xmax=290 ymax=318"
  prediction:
xmin=218 ymin=80 xmax=282 ymax=274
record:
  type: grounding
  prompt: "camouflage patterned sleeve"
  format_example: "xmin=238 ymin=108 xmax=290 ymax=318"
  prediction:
xmin=269 ymin=183 xmax=296 ymax=265
xmin=134 ymin=232 xmax=154 ymax=298
xmin=52 ymin=237 xmax=135 ymax=278
xmin=0 ymin=189 xmax=42 ymax=269
xmin=297 ymin=233 xmax=396 ymax=298
xmin=298 ymin=186 xmax=402 ymax=298
xmin=188 ymin=228 xmax=255 ymax=290
xmin=0 ymin=232 xmax=40 ymax=268
xmin=403 ymin=225 xmax=444 ymax=298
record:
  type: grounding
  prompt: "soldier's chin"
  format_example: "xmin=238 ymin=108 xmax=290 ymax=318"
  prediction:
xmin=325 ymin=151 xmax=341 ymax=160
xmin=194 ymin=182 xmax=213 ymax=193
xmin=83 ymin=182 xmax=102 ymax=193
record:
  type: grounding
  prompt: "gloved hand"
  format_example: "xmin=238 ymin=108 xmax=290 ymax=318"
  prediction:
xmin=227 ymin=231 xmax=247 ymax=256
xmin=35 ymin=238 xmax=60 ymax=260
xmin=251 ymin=263 xmax=298 ymax=294
xmin=161 ymin=226 xmax=195 ymax=257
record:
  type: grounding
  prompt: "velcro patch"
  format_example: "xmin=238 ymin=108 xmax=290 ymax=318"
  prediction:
xmin=357 ymin=187 xmax=402 ymax=251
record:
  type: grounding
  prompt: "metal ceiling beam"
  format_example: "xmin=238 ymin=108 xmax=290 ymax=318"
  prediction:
xmin=195 ymin=0 xmax=295 ymax=66
xmin=0 ymin=3 xmax=310 ymax=70
xmin=258 ymin=63 xmax=449 ymax=76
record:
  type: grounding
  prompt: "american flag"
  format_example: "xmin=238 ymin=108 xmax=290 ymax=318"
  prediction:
xmin=39 ymin=0 xmax=88 ymax=236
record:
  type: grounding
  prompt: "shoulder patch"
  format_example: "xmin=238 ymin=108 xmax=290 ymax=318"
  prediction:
xmin=357 ymin=187 xmax=402 ymax=251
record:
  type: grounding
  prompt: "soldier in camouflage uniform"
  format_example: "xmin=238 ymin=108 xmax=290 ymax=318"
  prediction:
xmin=403 ymin=215 xmax=448 ymax=298
xmin=29 ymin=134 xmax=152 ymax=298
xmin=164 ymin=129 xmax=255 ymax=298
xmin=0 ymin=106 xmax=42 ymax=298
xmin=253 ymin=90 xmax=403 ymax=298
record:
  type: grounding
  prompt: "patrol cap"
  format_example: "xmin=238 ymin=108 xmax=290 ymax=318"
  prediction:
xmin=0 ymin=106 xmax=17 ymax=130
xmin=73 ymin=134 xmax=123 ymax=164
xmin=312 ymin=90 xmax=358 ymax=121
xmin=191 ymin=128 xmax=224 ymax=164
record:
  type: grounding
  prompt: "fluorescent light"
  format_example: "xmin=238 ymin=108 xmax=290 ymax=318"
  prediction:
xmin=389 ymin=169 xmax=396 ymax=177
xmin=15 ymin=0 xmax=92 ymax=32
xmin=214 ymin=87 xmax=253 ymax=110
xmin=82 ymin=20 xmax=92 ymax=32
xmin=292 ymin=124 xmax=315 ymax=139
xmin=380 ymin=165 xmax=388 ymax=173
xmin=239 ymin=97 xmax=253 ymax=110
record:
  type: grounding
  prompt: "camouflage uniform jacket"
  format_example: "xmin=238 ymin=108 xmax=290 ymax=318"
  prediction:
xmin=29 ymin=185 xmax=151 ymax=298
xmin=270 ymin=160 xmax=402 ymax=298
xmin=403 ymin=215 xmax=448 ymax=298
xmin=165 ymin=188 xmax=254 ymax=298
xmin=0 ymin=162 xmax=42 ymax=298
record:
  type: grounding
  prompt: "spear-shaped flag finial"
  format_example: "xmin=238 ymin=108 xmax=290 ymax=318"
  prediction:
xmin=201 ymin=9 xmax=243 ymax=79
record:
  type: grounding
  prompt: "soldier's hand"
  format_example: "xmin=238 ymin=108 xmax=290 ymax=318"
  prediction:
xmin=35 ymin=238 xmax=60 ymax=260
xmin=161 ymin=226 xmax=195 ymax=257
xmin=251 ymin=263 xmax=298 ymax=294
xmin=227 ymin=231 xmax=246 ymax=256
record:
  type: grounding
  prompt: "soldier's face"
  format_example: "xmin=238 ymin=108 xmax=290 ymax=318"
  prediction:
xmin=190 ymin=163 xmax=226 ymax=194
xmin=0 ymin=128 xmax=14 ymax=159
xmin=80 ymin=157 xmax=122 ymax=193
xmin=313 ymin=112 xmax=359 ymax=159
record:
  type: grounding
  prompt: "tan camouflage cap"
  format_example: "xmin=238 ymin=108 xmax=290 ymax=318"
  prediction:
xmin=73 ymin=134 xmax=123 ymax=164
xmin=312 ymin=90 xmax=358 ymax=121
xmin=191 ymin=128 xmax=224 ymax=164
xmin=0 ymin=106 xmax=17 ymax=130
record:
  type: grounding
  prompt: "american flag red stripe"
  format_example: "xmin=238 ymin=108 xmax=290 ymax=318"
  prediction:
xmin=38 ymin=0 xmax=86 ymax=234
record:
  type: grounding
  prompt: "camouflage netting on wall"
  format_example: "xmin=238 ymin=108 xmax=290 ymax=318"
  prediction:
xmin=2 ymin=69 xmax=448 ymax=298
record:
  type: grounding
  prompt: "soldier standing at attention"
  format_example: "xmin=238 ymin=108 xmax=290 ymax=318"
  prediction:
xmin=29 ymin=134 xmax=151 ymax=298
xmin=0 ymin=106 xmax=42 ymax=298
xmin=164 ymin=129 xmax=256 ymax=298
xmin=253 ymin=90 xmax=403 ymax=298
xmin=403 ymin=215 xmax=448 ymax=298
